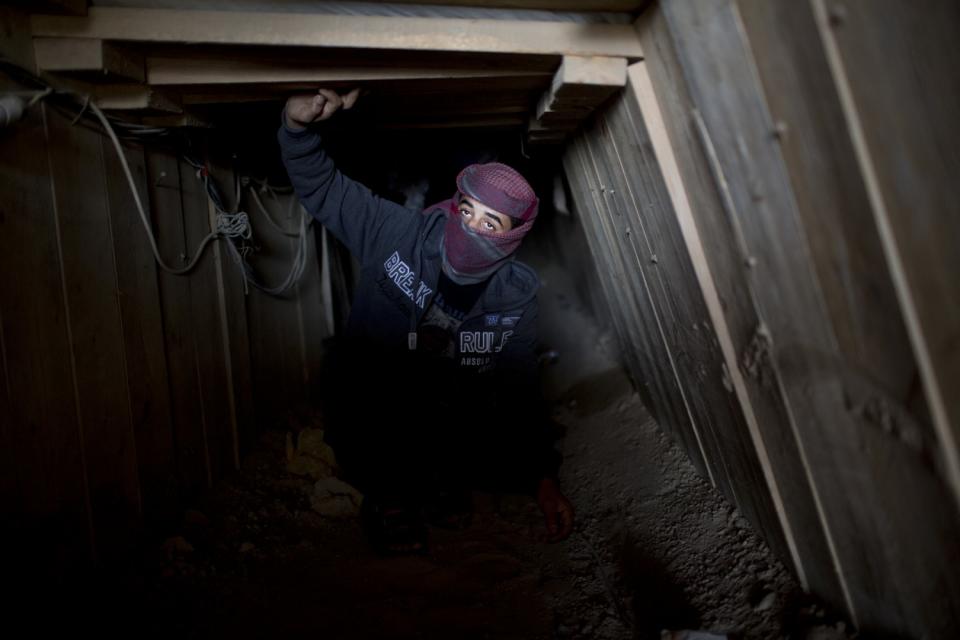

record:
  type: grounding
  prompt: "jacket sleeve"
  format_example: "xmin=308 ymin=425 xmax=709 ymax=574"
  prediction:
xmin=495 ymin=298 xmax=563 ymax=490
xmin=278 ymin=121 xmax=419 ymax=265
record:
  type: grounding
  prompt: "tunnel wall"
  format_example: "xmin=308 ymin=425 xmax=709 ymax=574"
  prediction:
xmin=561 ymin=1 xmax=960 ymax=637
xmin=1 ymin=8 xmax=330 ymax=566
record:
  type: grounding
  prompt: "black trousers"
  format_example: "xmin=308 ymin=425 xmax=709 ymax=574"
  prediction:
xmin=320 ymin=339 xmax=541 ymax=503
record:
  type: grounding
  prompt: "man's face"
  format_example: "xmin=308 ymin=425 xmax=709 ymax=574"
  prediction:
xmin=458 ymin=195 xmax=514 ymax=233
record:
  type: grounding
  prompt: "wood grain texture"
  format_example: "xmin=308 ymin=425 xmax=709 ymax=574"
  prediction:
xmin=566 ymin=63 xmax=792 ymax=568
xmin=810 ymin=0 xmax=960 ymax=514
xmin=563 ymin=136 xmax=711 ymax=479
xmin=661 ymin=0 xmax=960 ymax=634
xmin=34 ymin=37 xmax=144 ymax=82
xmin=94 ymin=84 xmax=182 ymax=113
xmin=45 ymin=107 xmax=142 ymax=562
xmin=243 ymin=190 xmax=312 ymax=428
xmin=615 ymin=59 xmax=795 ymax=570
xmin=100 ymin=136 xmax=179 ymax=527
xmin=634 ymin=5 xmax=846 ymax=604
xmin=31 ymin=7 xmax=645 ymax=58
xmin=146 ymin=150 xmax=211 ymax=496
xmin=146 ymin=55 xmax=551 ymax=86
xmin=178 ymin=157 xmax=234 ymax=483
xmin=0 ymin=100 xmax=91 ymax=567
xmin=203 ymin=153 xmax=256 ymax=463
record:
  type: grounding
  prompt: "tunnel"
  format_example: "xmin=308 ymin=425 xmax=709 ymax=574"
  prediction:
xmin=1 ymin=1 xmax=958 ymax=639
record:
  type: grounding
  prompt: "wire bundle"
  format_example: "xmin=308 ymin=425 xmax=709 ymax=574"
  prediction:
xmin=1 ymin=57 xmax=313 ymax=298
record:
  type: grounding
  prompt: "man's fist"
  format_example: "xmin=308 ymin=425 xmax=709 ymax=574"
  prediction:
xmin=284 ymin=88 xmax=360 ymax=130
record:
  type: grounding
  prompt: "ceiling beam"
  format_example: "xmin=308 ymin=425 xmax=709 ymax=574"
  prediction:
xmin=34 ymin=37 xmax=144 ymax=82
xmin=6 ymin=0 xmax=86 ymax=16
xmin=93 ymin=84 xmax=182 ymax=113
xmin=146 ymin=56 xmax=550 ymax=86
xmin=527 ymin=55 xmax=627 ymax=144
xmin=31 ymin=7 xmax=644 ymax=59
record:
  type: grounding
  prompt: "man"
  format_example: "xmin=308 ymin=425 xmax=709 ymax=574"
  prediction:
xmin=280 ymin=88 xmax=573 ymax=554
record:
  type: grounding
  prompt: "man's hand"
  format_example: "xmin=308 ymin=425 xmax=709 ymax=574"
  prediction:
xmin=284 ymin=88 xmax=360 ymax=130
xmin=536 ymin=477 xmax=574 ymax=542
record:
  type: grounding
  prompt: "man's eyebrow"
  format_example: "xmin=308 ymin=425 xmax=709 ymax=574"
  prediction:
xmin=482 ymin=212 xmax=504 ymax=228
xmin=458 ymin=197 xmax=473 ymax=208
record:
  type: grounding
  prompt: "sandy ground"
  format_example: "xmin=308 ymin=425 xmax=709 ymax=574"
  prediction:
xmin=60 ymin=263 xmax=856 ymax=640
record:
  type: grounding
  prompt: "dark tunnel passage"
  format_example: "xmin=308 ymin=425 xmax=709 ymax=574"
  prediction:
xmin=5 ymin=106 xmax=847 ymax=640
xmin=3 ymin=2 xmax=959 ymax=639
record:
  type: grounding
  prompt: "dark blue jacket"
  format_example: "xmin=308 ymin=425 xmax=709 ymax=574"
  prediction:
xmin=278 ymin=123 xmax=559 ymax=484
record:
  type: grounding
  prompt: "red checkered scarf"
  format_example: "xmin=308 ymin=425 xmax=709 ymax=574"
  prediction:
xmin=437 ymin=163 xmax=539 ymax=285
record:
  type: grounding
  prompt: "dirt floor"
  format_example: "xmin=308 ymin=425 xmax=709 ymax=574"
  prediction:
xmin=49 ymin=262 xmax=855 ymax=640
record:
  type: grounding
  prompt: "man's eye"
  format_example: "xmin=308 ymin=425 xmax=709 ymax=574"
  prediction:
xmin=484 ymin=221 xmax=495 ymax=231
xmin=460 ymin=208 xmax=471 ymax=217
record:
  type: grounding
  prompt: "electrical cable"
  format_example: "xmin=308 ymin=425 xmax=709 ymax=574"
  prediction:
xmin=89 ymin=100 xmax=224 ymax=275
xmin=2 ymin=56 xmax=314 ymax=296
xmin=248 ymin=184 xmax=301 ymax=238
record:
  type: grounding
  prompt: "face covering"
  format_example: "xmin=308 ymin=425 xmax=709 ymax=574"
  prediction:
xmin=439 ymin=162 xmax=539 ymax=285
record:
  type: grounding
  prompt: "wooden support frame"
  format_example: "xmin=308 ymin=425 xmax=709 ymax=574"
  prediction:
xmin=527 ymin=55 xmax=628 ymax=144
xmin=31 ymin=7 xmax=644 ymax=59
xmin=146 ymin=56 xmax=550 ymax=87
xmin=8 ymin=0 xmax=86 ymax=15
xmin=34 ymin=37 xmax=144 ymax=82
xmin=93 ymin=85 xmax=181 ymax=113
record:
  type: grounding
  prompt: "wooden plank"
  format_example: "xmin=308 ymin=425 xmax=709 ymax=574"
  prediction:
xmin=32 ymin=7 xmax=645 ymax=58
xmin=530 ymin=114 xmax=580 ymax=131
xmin=204 ymin=148 xmax=255 ymax=459
xmin=45 ymin=106 xmax=143 ymax=563
xmin=534 ymin=55 xmax=627 ymax=120
xmin=0 ymin=6 xmax=38 ymax=71
xmin=583 ymin=104 xmax=728 ymax=488
xmin=5 ymin=0 xmax=86 ymax=15
xmin=0 ymin=96 xmax=90 ymax=569
xmin=596 ymin=72 xmax=791 ymax=567
xmin=634 ymin=5 xmax=847 ymax=608
xmin=242 ymin=186 xmax=302 ymax=428
xmin=661 ymin=1 xmax=960 ymax=634
xmin=375 ymin=116 xmax=526 ymax=130
xmin=810 ymin=0 xmax=960 ymax=510
xmin=179 ymin=75 xmax=546 ymax=106
xmin=147 ymin=55 xmax=549 ymax=86
xmin=563 ymin=135 xmax=711 ymax=478
xmin=145 ymin=149 xmax=210 ymax=496
xmin=623 ymin=57 xmax=805 ymax=573
xmin=171 ymin=0 xmax=649 ymax=10
xmin=178 ymin=157 xmax=234 ymax=482
xmin=550 ymin=55 xmax=628 ymax=92
xmin=94 ymin=84 xmax=182 ymax=113
xmin=100 ymin=135 xmax=179 ymax=527
xmin=34 ymin=37 xmax=144 ymax=82
xmin=530 ymin=56 xmax=627 ymax=137
xmin=562 ymin=147 xmax=648 ymax=404
xmin=141 ymin=43 xmax=560 ymax=75
xmin=140 ymin=112 xmax=213 ymax=128
xmin=285 ymin=203 xmax=329 ymax=404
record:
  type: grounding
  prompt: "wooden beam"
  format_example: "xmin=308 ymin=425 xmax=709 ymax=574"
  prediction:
xmin=552 ymin=54 xmax=629 ymax=90
xmin=537 ymin=55 xmax=627 ymax=117
xmin=93 ymin=85 xmax=181 ymax=113
xmin=157 ymin=0 xmax=649 ymax=10
xmin=528 ymin=55 xmax=627 ymax=139
xmin=178 ymin=76 xmax=545 ymax=106
xmin=146 ymin=56 xmax=549 ymax=86
xmin=384 ymin=0 xmax=647 ymax=9
xmin=31 ymin=7 xmax=645 ymax=59
xmin=375 ymin=115 xmax=525 ymax=130
xmin=6 ymin=0 xmax=86 ymax=15
xmin=140 ymin=113 xmax=212 ymax=128
xmin=34 ymin=37 xmax=144 ymax=83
